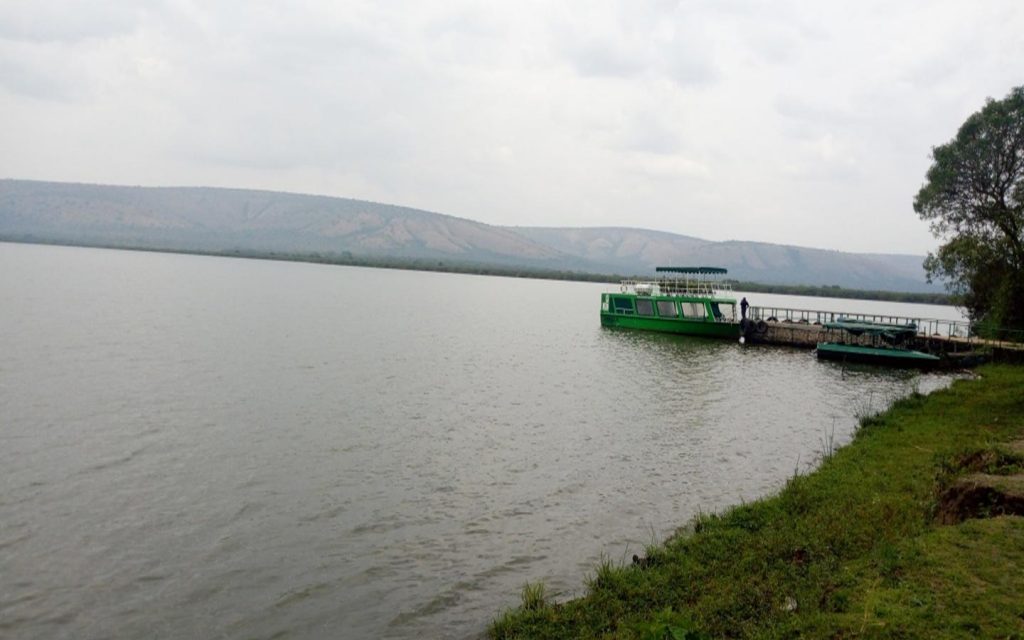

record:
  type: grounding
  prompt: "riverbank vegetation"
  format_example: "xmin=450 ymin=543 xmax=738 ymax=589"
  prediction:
xmin=1 ymin=237 xmax=953 ymax=306
xmin=490 ymin=365 xmax=1024 ymax=638
xmin=723 ymin=281 xmax=952 ymax=305
xmin=915 ymin=85 xmax=1024 ymax=338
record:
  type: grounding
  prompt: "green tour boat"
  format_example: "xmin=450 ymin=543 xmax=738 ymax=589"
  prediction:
xmin=600 ymin=267 xmax=741 ymax=339
xmin=816 ymin=319 xmax=940 ymax=368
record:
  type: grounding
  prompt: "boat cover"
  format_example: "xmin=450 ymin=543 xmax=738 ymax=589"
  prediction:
xmin=655 ymin=266 xmax=728 ymax=274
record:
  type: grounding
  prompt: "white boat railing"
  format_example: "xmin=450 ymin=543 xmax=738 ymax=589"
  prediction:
xmin=619 ymin=278 xmax=733 ymax=297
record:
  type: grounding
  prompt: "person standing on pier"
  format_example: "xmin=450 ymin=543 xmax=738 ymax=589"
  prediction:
xmin=740 ymin=297 xmax=749 ymax=320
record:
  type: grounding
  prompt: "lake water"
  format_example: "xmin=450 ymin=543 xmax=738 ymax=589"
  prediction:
xmin=0 ymin=242 xmax=964 ymax=639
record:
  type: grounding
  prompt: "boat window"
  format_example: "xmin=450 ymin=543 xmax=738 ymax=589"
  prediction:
xmin=611 ymin=297 xmax=634 ymax=314
xmin=710 ymin=303 xmax=735 ymax=321
xmin=680 ymin=302 xmax=707 ymax=319
xmin=656 ymin=300 xmax=678 ymax=317
xmin=636 ymin=298 xmax=655 ymax=316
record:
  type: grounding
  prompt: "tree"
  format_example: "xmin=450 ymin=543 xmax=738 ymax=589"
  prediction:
xmin=914 ymin=86 xmax=1024 ymax=333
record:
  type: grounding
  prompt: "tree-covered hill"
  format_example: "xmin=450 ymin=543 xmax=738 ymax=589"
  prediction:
xmin=0 ymin=179 xmax=940 ymax=292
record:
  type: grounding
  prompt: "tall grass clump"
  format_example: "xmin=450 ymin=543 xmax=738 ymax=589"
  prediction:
xmin=520 ymin=581 xmax=548 ymax=611
xmin=819 ymin=418 xmax=839 ymax=462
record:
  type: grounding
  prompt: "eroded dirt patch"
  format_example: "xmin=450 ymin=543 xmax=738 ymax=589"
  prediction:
xmin=936 ymin=473 xmax=1024 ymax=524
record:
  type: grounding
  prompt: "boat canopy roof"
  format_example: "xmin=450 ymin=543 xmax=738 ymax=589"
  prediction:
xmin=824 ymin=319 xmax=918 ymax=337
xmin=655 ymin=266 xmax=728 ymax=275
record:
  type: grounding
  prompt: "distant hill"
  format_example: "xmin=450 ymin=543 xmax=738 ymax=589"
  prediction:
xmin=0 ymin=179 xmax=578 ymax=267
xmin=0 ymin=179 xmax=939 ymax=292
xmin=507 ymin=227 xmax=936 ymax=292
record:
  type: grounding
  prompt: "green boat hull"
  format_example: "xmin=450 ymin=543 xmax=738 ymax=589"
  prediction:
xmin=816 ymin=342 xmax=940 ymax=368
xmin=600 ymin=292 xmax=741 ymax=339
xmin=600 ymin=312 xmax=740 ymax=338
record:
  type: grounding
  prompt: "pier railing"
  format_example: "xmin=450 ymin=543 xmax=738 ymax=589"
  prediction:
xmin=747 ymin=305 xmax=973 ymax=340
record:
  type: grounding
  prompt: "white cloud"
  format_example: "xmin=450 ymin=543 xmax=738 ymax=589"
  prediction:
xmin=1 ymin=0 xmax=1023 ymax=254
xmin=0 ymin=0 xmax=142 ymax=43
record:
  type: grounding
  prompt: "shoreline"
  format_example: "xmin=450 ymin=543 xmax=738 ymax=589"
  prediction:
xmin=0 ymin=237 xmax=954 ymax=306
xmin=490 ymin=365 xmax=1024 ymax=638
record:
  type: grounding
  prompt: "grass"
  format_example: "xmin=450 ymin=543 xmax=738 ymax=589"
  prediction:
xmin=488 ymin=365 xmax=1024 ymax=639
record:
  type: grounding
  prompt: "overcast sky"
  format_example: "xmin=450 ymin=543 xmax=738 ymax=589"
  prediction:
xmin=1 ymin=1 xmax=1021 ymax=254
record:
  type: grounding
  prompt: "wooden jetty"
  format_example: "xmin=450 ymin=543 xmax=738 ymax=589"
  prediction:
xmin=742 ymin=305 xmax=1024 ymax=366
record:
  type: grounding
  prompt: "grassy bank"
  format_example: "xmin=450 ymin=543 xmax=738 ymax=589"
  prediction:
xmin=490 ymin=365 xmax=1024 ymax=639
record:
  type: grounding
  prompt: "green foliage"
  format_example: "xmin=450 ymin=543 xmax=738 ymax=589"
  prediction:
xmin=914 ymin=86 xmax=1024 ymax=331
xmin=631 ymin=608 xmax=707 ymax=640
xmin=934 ymin=445 xmax=1024 ymax=493
xmin=586 ymin=554 xmax=620 ymax=592
xmin=520 ymin=581 xmax=549 ymax=612
xmin=488 ymin=583 xmax=552 ymax=639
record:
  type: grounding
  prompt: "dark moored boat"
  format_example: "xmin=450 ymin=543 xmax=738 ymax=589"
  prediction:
xmin=816 ymin=320 xmax=940 ymax=368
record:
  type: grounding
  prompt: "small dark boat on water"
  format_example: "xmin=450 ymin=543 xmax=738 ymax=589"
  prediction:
xmin=816 ymin=319 xmax=940 ymax=368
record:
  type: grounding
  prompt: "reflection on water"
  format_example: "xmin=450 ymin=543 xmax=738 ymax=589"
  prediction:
xmin=0 ymin=242 xmax=961 ymax=639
